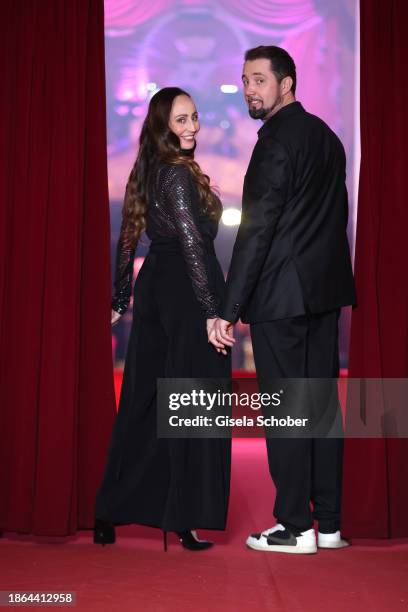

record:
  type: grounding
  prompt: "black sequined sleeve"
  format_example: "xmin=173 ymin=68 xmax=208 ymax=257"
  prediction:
xmin=161 ymin=164 xmax=219 ymax=318
xmin=111 ymin=221 xmax=136 ymax=315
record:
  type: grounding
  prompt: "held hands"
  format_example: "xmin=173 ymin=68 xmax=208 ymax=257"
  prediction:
xmin=207 ymin=317 xmax=235 ymax=355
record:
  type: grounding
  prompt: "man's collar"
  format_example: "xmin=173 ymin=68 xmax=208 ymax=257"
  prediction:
xmin=257 ymin=101 xmax=305 ymax=137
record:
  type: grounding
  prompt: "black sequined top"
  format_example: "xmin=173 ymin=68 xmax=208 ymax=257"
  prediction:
xmin=111 ymin=162 xmax=223 ymax=318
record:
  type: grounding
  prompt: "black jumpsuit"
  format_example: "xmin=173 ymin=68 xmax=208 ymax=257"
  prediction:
xmin=95 ymin=162 xmax=231 ymax=531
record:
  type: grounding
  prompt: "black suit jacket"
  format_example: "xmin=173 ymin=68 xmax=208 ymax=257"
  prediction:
xmin=220 ymin=101 xmax=356 ymax=324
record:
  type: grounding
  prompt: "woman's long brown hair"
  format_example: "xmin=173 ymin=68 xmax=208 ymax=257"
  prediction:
xmin=120 ymin=87 xmax=220 ymax=250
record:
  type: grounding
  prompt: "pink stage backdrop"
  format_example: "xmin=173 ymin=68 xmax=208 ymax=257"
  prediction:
xmin=103 ymin=0 xmax=358 ymax=370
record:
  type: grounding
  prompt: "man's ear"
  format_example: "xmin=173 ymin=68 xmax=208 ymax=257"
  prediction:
xmin=281 ymin=76 xmax=293 ymax=95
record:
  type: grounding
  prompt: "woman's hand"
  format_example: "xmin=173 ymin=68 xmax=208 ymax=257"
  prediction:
xmin=111 ymin=309 xmax=122 ymax=326
xmin=207 ymin=318 xmax=235 ymax=355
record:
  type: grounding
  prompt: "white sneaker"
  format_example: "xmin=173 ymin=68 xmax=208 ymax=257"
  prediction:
xmin=317 ymin=530 xmax=350 ymax=549
xmin=246 ymin=524 xmax=317 ymax=554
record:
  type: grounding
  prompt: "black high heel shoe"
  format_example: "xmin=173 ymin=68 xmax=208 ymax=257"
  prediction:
xmin=163 ymin=530 xmax=213 ymax=551
xmin=94 ymin=519 xmax=115 ymax=545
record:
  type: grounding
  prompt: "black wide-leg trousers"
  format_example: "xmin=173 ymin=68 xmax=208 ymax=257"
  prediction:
xmin=96 ymin=249 xmax=231 ymax=531
xmin=250 ymin=310 xmax=344 ymax=534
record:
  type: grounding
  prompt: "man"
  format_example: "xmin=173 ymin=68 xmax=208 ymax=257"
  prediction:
xmin=209 ymin=46 xmax=356 ymax=554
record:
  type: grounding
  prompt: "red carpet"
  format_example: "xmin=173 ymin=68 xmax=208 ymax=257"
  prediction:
xmin=1 ymin=439 xmax=408 ymax=611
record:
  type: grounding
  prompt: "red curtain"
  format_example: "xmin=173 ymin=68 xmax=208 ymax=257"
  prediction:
xmin=342 ymin=0 xmax=408 ymax=537
xmin=0 ymin=0 xmax=116 ymax=536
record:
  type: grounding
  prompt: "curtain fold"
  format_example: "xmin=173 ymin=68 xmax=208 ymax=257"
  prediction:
xmin=0 ymin=0 xmax=116 ymax=536
xmin=342 ymin=0 xmax=408 ymax=538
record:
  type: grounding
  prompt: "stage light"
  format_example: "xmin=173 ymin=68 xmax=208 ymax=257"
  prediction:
xmin=220 ymin=84 xmax=238 ymax=94
xmin=222 ymin=208 xmax=241 ymax=226
xmin=115 ymin=104 xmax=130 ymax=116
xmin=220 ymin=120 xmax=230 ymax=129
xmin=146 ymin=82 xmax=157 ymax=91
xmin=121 ymin=89 xmax=135 ymax=101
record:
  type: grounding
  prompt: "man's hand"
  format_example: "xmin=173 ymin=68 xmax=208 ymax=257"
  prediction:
xmin=207 ymin=317 xmax=235 ymax=354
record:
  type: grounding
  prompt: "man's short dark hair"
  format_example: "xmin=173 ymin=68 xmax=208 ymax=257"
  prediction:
xmin=244 ymin=46 xmax=297 ymax=95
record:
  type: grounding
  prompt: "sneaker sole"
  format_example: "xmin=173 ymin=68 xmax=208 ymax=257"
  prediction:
xmin=318 ymin=540 xmax=350 ymax=549
xmin=246 ymin=539 xmax=317 ymax=554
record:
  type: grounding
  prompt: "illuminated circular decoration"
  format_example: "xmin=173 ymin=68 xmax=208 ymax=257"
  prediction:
xmin=138 ymin=7 xmax=249 ymax=102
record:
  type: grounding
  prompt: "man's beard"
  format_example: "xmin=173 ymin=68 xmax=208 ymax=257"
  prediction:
xmin=247 ymin=97 xmax=282 ymax=120
xmin=248 ymin=106 xmax=272 ymax=119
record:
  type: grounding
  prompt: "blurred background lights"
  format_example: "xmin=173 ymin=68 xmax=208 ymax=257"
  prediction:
xmin=115 ymin=104 xmax=130 ymax=116
xmin=222 ymin=207 xmax=241 ymax=226
xmin=120 ymin=89 xmax=135 ymax=101
xmin=220 ymin=84 xmax=238 ymax=94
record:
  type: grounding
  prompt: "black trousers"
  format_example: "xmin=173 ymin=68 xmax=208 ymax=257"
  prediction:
xmin=250 ymin=310 xmax=344 ymax=534
xmin=96 ymin=249 xmax=231 ymax=531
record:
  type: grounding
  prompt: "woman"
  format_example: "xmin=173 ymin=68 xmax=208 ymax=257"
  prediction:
xmin=94 ymin=87 xmax=232 ymax=551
